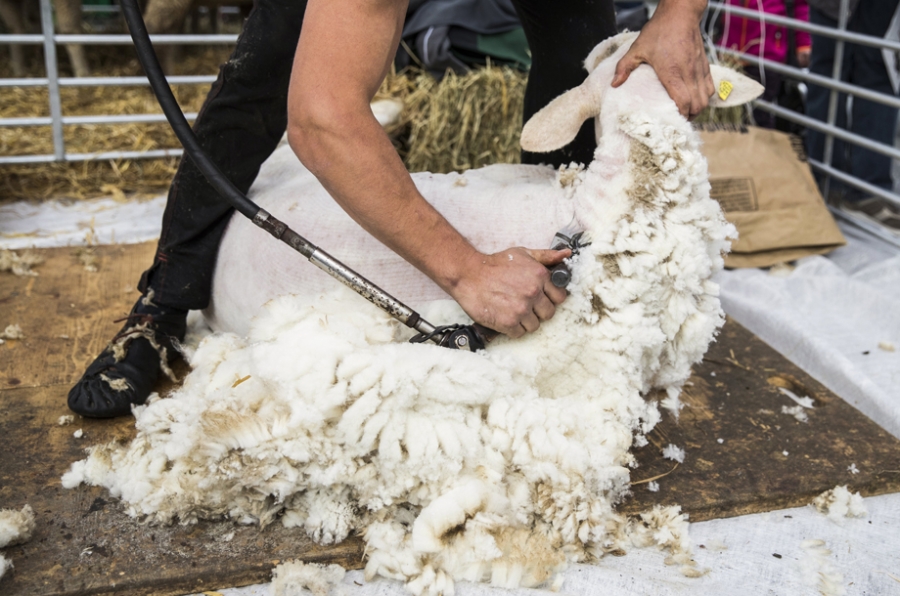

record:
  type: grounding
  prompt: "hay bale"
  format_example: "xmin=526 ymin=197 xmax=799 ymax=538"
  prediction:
xmin=377 ymin=66 xmax=527 ymax=174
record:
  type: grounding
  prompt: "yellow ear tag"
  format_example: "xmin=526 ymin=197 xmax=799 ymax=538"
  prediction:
xmin=718 ymin=80 xmax=733 ymax=101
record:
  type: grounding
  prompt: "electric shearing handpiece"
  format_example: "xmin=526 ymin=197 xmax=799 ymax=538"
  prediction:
xmin=410 ymin=223 xmax=588 ymax=351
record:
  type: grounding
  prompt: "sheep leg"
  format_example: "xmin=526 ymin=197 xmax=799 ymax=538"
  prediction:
xmin=0 ymin=0 xmax=27 ymax=77
xmin=143 ymin=0 xmax=193 ymax=74
xmin=55 ymin=0 xmax=90 ymax=77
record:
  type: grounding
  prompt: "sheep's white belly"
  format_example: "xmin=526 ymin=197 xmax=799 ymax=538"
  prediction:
xmin=206 ymin=145 xmax=575 ymax=335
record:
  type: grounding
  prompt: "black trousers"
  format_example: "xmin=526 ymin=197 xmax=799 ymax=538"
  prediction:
xmin=139 ymin=0 xmax=617 ymax=310
xmin=804 ymin=2 xmax=900 ymax=201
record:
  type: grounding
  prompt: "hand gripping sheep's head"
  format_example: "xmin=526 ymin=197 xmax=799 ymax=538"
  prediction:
xmin=520 ymin=31 xmax=764 ymax=153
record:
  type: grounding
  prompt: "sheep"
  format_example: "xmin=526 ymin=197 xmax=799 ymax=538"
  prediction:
xmin=63 ymin=32 xmax=762 ymax=595
xmin=0 ymin=0 xmax=90 ymax=77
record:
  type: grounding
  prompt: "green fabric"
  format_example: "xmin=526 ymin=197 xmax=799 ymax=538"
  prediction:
xmin=452 ymin=27 xmax=532 ymax=71
xmin=477 ymin=28 xmax=531 ymax=69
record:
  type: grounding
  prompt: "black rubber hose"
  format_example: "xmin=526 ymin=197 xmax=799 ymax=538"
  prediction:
xmin=119 ymin=0 xmax=259 ymax=220
xmin=117 ymin=0 xmax=443 ymax=338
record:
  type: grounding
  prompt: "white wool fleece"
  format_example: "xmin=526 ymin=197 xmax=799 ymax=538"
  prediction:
xmin=0 ymin=504 xmax=35 ymax=548
xmin=62 ymin=32 xmax=743 ymax=596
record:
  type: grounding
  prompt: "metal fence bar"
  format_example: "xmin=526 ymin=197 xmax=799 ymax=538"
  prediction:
xmin=0 ymin=155 xmax=62 ymax=165
xmin=822 ymin=0 xmax=850 ymax=200
xmin=0 ymin=78 xmax=50 ymax=87
xmin=0 ymin=148 xmax=185 ymax=165
xmin=64 ymin=113 xmax=199 ymax=125
xmin=716 ymin=49 xmax=900 ymax=109
xmin=64 ymin=148 xmax=185 ymax=160
xmin=753 ymin=100 xmax=900 ymax=162
xmin=813 ymin=157 xmax=900 ymax=248
xmin=829 ymin=208 xmax=900 ymax=248
xmin=1 ymin=113 xmax=199 ymax=127
xmin=0 ymin=117 xmax=53 ymax=127
xmin=0 ymin=33 xmax=238 ymax=45
xmin=809 ymin=159 xmax=900 ymax=209
xmin=0 ymin=75 xmax=218 ymax=88
xmin=707 ymin=0 xmax=900 ymax=52
xmin=0 ymin=34 xmax=51 ymax=43
xmin=38 ymin=0 xmax=64 ymax=161
xmin=58 ymin=75 xmax=219 ymax=87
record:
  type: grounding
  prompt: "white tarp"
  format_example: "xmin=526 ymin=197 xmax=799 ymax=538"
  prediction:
xmin=0 ymin=196 xmax=167 ymax=249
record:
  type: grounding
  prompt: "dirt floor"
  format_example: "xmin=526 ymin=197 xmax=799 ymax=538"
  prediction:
xmin=1 ymin=242 xmax=899 ymax=595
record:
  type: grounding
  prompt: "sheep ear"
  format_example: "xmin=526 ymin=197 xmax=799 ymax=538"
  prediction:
xmin=708 ymin=64 xmax=765 ymax=108
xmin=521 ymin=84 xmax=601 ymax=153
xmin=584 ymin=31 xmax=640 ymax=73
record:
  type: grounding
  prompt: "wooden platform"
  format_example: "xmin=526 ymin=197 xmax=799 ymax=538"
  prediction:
xmin=1 ymin=242 xmax=899 ymax=596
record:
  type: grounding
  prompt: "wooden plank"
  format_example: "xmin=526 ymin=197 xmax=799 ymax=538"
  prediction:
xmin=621 ymin=320 xmax=900 ymax=520
xmin=1 ymin=243 xmax=899 ymax=595
xmin=1 ymin=242 xmax=156 ymax=390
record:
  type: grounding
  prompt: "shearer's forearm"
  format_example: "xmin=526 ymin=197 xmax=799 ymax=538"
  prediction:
xmin=288 ymin=105 xmax=480 ymax=295
xmin=286 ymin=0 xmax=569 ymax=339
xmin=286 ymin=0 xmax=482 ymax=295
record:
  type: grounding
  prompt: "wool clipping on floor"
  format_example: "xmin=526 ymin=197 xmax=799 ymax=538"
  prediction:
xmin=61 ymin=32 xmax=756 ymax=595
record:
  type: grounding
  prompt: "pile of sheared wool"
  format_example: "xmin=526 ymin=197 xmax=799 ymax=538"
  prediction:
xmin=63 ymin=90 xmax=732 ymax=594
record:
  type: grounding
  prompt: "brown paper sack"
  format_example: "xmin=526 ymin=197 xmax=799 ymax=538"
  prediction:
xmin=700 ymin=126 xmax=846 ymax=268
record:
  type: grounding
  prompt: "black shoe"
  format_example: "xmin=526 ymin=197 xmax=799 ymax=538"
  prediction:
xmin=67 ymin=295 xmax=187 ymax=418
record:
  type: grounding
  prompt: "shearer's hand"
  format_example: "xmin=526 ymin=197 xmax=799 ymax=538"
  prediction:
xmin=453 ymin=248 xmax=570 ymax=338
xmin=611 ymin=0 xmax=715 ymax=119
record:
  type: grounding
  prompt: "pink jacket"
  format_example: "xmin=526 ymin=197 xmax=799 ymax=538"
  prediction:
xmin=718 ymin=0 xmax=811 ymax=65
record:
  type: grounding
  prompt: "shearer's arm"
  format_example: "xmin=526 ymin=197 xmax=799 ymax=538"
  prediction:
xmin=286 ymin=0 xmax=568 ymax=338
xmin=612 ymin=0 xmax=716 ymax=118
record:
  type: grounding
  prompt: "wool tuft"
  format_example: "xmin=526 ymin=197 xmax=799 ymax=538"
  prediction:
xmin=0 ymin=249 xmax=43 ymax=277
xmin=781 ymin=405 xmax=809 ymax=423
xmin=799 ymin=539 xmax=845 ymax=596
xmin=0 ymin=504 xmax=35 ymax=548
xmin=661 ymin=444 xmax=685 ymax=463
xmin=271 ymin=560 xmax=346 ymax=596
xmin=0 ymin=554 xmax=11 ymax=580
xmin=1 ymin=324 xmax=25 ymax=340
xmin=811 ymin=486 xmax=867 ymax=524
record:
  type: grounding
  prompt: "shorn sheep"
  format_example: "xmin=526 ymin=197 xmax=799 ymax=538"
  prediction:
xmin=63 ymin=32 xmax=762 ymax=594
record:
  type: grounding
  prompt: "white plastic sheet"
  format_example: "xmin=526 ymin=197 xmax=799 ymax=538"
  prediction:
xmin=0 ymin=196 xmax=166 ymax=249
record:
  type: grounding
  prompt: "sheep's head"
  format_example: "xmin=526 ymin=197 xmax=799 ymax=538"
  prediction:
xmin=520 ymin=32 xmax=764 ymax=153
